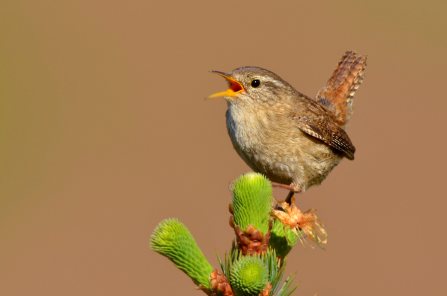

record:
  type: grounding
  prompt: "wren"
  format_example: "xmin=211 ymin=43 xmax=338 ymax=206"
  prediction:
xmin=208 ymin=51 xmax=367 ymax=201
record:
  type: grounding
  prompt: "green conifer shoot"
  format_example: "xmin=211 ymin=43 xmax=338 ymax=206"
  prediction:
xmin=230 ymin=256 xmax=268 ymax=296
xmin=231 ymin=173 xmax=272 ymax=234
xmin=150 ymin=219 xmax=214 ymax=289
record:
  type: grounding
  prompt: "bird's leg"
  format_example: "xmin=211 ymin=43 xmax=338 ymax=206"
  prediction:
xmin=270 ymin=182 xmax=296 ymax=191
xmin=270 ymin=182 xmax=303 ymax=205
xmin=285 ymin=191 xmax=294 ymax=205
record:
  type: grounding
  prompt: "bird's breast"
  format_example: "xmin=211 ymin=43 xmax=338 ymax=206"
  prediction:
xmin=226 ymin=103 xmax=270 ymax=157
xmin=225 ymin=101 xmax=343 ymax=189
xmin=225 ymin=103 xmax=297 ymax=183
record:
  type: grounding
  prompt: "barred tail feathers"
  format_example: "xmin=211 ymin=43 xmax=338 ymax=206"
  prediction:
xmin=315 ymin=51 xmax=367 ymax=128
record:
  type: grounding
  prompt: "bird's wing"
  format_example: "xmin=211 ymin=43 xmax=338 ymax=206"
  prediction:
xmin=294 ymin=98 xmax=356 ymax=160
xmin=315 ymin=51 xmax=367 ymax=128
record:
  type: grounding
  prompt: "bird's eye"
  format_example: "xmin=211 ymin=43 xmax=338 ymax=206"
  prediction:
xmin=251 ymin=79 xmax=261 ymax=88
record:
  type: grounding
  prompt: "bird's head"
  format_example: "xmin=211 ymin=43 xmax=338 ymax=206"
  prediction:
xmin=207 ymin=67 xmax=294 ymax=104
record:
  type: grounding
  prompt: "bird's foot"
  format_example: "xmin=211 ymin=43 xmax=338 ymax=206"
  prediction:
xmin=270 ymin=182 xmax=303 ymax=205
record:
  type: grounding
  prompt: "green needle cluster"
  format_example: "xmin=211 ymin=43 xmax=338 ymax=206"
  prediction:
xmin=151 ymin=173 xmax=300 ymax=296
xmin=150 ymin=218 xmax=214 ymax=289
xmin=217 ymin=247 xmax=299 ymax=296
xmin=230 ymin=256 xmax=268 ymax=296
xmin=231 ymin=172 xmax=272 ymax=234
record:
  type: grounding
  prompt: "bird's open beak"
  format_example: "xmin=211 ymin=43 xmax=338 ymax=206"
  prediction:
xmin=206 ymin=71 xmax=245 ymax=99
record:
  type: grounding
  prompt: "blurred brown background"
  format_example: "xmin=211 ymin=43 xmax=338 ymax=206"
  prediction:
xmin=1 ymin=1 xmax=446 ymax=295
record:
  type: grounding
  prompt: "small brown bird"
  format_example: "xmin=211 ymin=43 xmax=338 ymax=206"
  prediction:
xmin=208 ymin=51 xmax=367 ymax=201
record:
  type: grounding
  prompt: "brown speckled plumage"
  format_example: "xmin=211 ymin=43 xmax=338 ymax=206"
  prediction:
xmin=316 ymin=51 xmax=367 ymax=127
xmin=211 ymin=51 xmax=367 ymax=194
